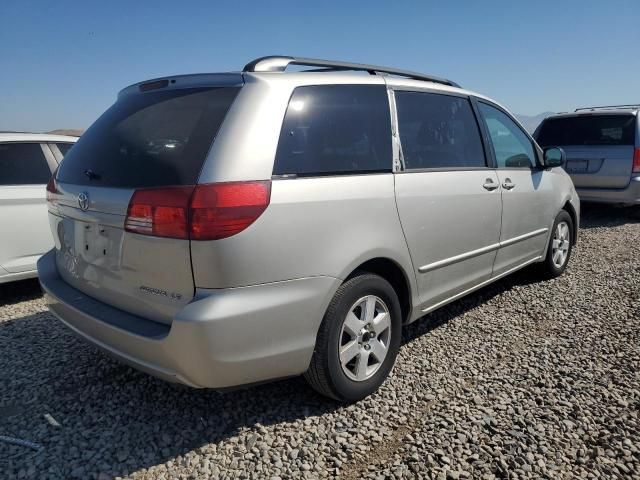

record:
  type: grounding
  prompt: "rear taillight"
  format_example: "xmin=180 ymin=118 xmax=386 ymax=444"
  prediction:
xmin=125 ymin=186 xmax=193 ymax=239
xmin=190 ymin=181 xmax=271 ymax=240
xmin=124 ymin=181 xmax=271 ymax=240
xmin=633 ymin=148 xmax=640 ymax=173
xmin=46 ymin=175 xmax=58 ymax=203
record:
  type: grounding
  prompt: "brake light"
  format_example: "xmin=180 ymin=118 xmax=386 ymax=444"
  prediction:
xmin=46 ymin=175 xmax=58 ymax=203
xmin=633 ymin=148 xmax=640 ymax=173
xmin=190 ymin=181 xmax=271 ymax=240
xmin=125 ymin=186 xmax=193 ymax=239
xmin=124 ymin=181 xmax=271 ymax=240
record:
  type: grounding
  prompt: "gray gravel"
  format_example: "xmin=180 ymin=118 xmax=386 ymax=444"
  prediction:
xmin=1 ymin=204 xmax=639 ymax=479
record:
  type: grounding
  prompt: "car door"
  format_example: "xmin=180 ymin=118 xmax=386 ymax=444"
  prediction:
xmin=393 ymin=90 xmax=503 ymax=312
xmin=0 ymin=142 xmax=56 ymax=273
xmin=476 ymin=101 xmax=555 ymax=276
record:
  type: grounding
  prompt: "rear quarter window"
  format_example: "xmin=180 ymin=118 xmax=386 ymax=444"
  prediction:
xmin=0 ymin=143 xmax=52 ymax=185
xmin=56 ymin=87 xmax=240 ymax=188
xmin=536 ymin=115 xmax=636 ymax=147
xmin=273 ymin=85 xmax=392 ymax=176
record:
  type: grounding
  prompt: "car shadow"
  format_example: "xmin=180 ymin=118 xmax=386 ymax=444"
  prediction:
xmin=0 ymin=266 xmax=546 ymax=478
xmin=0 ymin=278 xmax=43 ymax=307
xmin=0 ymin=310 xmax=341 ymax=478
xmin=579 ymin=203 xmax=639 ymax=229
xmin=402 ymin=267 xmax=540 ymax=345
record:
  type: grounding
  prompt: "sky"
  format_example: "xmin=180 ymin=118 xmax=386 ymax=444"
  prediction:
xmin=1 ymin=0 xmax=639 ymax=132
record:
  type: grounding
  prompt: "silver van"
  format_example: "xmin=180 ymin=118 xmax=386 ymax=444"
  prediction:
xmin=534 ymin=105 xmax=640 ymax=205
xmin=38 ymin=56 xmax=579 ymax=401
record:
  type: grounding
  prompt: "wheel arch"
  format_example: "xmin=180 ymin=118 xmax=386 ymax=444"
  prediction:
xmin=344 ymin=257 xmax=413 ymax=324
xmin=562 ymin=200 xmax=578 ymax=245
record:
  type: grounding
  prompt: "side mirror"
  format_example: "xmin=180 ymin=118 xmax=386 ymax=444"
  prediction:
xmin=543 ymin=147 xmax=565 ymax=168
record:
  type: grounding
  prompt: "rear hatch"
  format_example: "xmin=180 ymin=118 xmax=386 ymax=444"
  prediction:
xmin=47 ymin=79 xmax=241 ymax=324
xmin=535 ymin=113 xmax=637 ymax=189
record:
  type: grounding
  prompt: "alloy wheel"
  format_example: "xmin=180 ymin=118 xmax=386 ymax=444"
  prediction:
xmin=338 ymin=295 xmax=391 ymax=381
xmin=551 ymin=221 xmax=570 ymax=268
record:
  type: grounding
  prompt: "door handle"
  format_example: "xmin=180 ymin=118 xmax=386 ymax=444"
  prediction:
xmin=483 ymin=179 xmax=499 ymax=191
xmin=502 ymin=178 xmax=515 ymax=190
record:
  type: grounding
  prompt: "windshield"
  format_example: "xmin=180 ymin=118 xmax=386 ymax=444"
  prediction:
xmin=56 ymin=87 xmax=240 ymax=188
xmin=536 ymin=114 xmax=636 ymax=147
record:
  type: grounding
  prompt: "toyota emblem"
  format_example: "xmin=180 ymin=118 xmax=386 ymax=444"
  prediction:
xmin=78 ymin=192 xmax=89 ymax=211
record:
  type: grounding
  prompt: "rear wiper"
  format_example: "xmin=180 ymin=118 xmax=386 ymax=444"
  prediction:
xmin=84 ymin=169 xmax=101 ymax=180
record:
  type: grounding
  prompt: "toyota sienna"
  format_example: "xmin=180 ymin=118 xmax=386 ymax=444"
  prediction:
xmin=38 ymin=56 xmax=579 ymax=401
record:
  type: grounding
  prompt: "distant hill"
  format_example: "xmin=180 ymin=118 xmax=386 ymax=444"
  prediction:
xmin=514 ymin=112 xmax=555 ymax=134
xmin=47 ymin=129 xmax=83 ymax=137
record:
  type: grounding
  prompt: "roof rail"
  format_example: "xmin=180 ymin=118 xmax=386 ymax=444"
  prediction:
xmin=243 ymin=56 xmax=461 ymax=88
xmin=575 ymin=104 xmax=640 ymax=112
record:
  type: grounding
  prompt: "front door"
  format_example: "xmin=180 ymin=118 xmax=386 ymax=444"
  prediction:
xmin=393 ymin=90 xmax=503 ymax=311
xmin=477 ymin=102 xmax=553 ymax=275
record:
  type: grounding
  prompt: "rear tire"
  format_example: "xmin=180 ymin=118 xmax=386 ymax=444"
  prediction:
xmin=304 ymin=273 xmax=402 ymax=402
xmin=539 ymin=210 xmax=574 ymax=279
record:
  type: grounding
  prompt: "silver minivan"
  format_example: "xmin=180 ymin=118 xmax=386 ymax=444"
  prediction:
xmin=535 ymin=105 xmax=640 ymax=205
xmin=38 ymin=56 xmax=580 ymax=401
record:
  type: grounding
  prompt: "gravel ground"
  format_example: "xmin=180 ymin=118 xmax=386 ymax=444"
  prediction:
xmin=1 ymin=205 xmax=638 ymax=480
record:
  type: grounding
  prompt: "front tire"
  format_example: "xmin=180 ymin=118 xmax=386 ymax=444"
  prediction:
xmin=539 ymin=210 xmax=574 ymax=278
xmin=304 ymin=273 xmax=402 ymax=402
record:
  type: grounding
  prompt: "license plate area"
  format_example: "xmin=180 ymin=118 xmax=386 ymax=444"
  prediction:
xmin=80 ymin=223 xmax=111 ymax=261
xmin=565 ymin=159 xmax=589 ymax=173
xmin=56 ymin=217 xmax=118 ymax=278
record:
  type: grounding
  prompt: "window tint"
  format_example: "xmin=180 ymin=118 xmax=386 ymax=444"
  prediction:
xmin=57 ymin=87 xmax=240 ymax=188
xmin=56 ymin=142 xmax=74 ymax=156
xmin=395 ymin=92 xmax=486 ymax=169
xmin=273 ymin=85 xmax=392 ymax=176
xmin=479 ymin=103 xmax=536 ymax=168
xmin=536 ymin=115 xmax=636 ymax=147
xmin=0 ymin=143 xmax=51 ymax=186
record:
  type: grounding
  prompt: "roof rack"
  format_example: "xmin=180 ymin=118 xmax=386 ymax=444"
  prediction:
xmin=243 ymin=56 xmax=461 ymax=88
xmin=575 ymin=104 xmax=640 ymax=112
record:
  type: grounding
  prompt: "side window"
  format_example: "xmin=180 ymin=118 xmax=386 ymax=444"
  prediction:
xmin=0 ymin=143 xmax=52 ymax=186
xmin=273 ymin=85 xmax=392 ymax=176
xmin=56 ymin=143 xmax=74 ymax=156
xmin=394 ymin=91 xmax=486 ymax=169
xmin=478 ymin=103 xmax=536 ymax=168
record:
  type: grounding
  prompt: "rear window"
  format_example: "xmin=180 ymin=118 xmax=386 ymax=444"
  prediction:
xmin=273 ymin=85 xmax=392 ymax=176
xmin=536 ymin=115 xmax=636 ymax=147
xmin=0 ymin=143 xmax=51 ymax=186
xmin=56 ymin=87 xmax=240 ymax=188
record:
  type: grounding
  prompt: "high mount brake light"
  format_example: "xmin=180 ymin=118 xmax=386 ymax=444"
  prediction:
xmin=124 ymin=181 xmax=271 ymax=240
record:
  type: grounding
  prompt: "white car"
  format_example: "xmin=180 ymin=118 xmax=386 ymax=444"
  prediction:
xmin=0 ymin=132 xmax=77 ymax=283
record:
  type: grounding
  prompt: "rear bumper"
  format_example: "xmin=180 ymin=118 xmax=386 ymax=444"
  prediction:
xmin=37 ymin=250 xmax=340 ymax=389
xmin=576 ymin=176 xmax=640 ymax=205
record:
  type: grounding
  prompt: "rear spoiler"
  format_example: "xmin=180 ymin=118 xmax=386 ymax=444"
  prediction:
xmin=118 ymin=73 xmax=244 ymax=98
